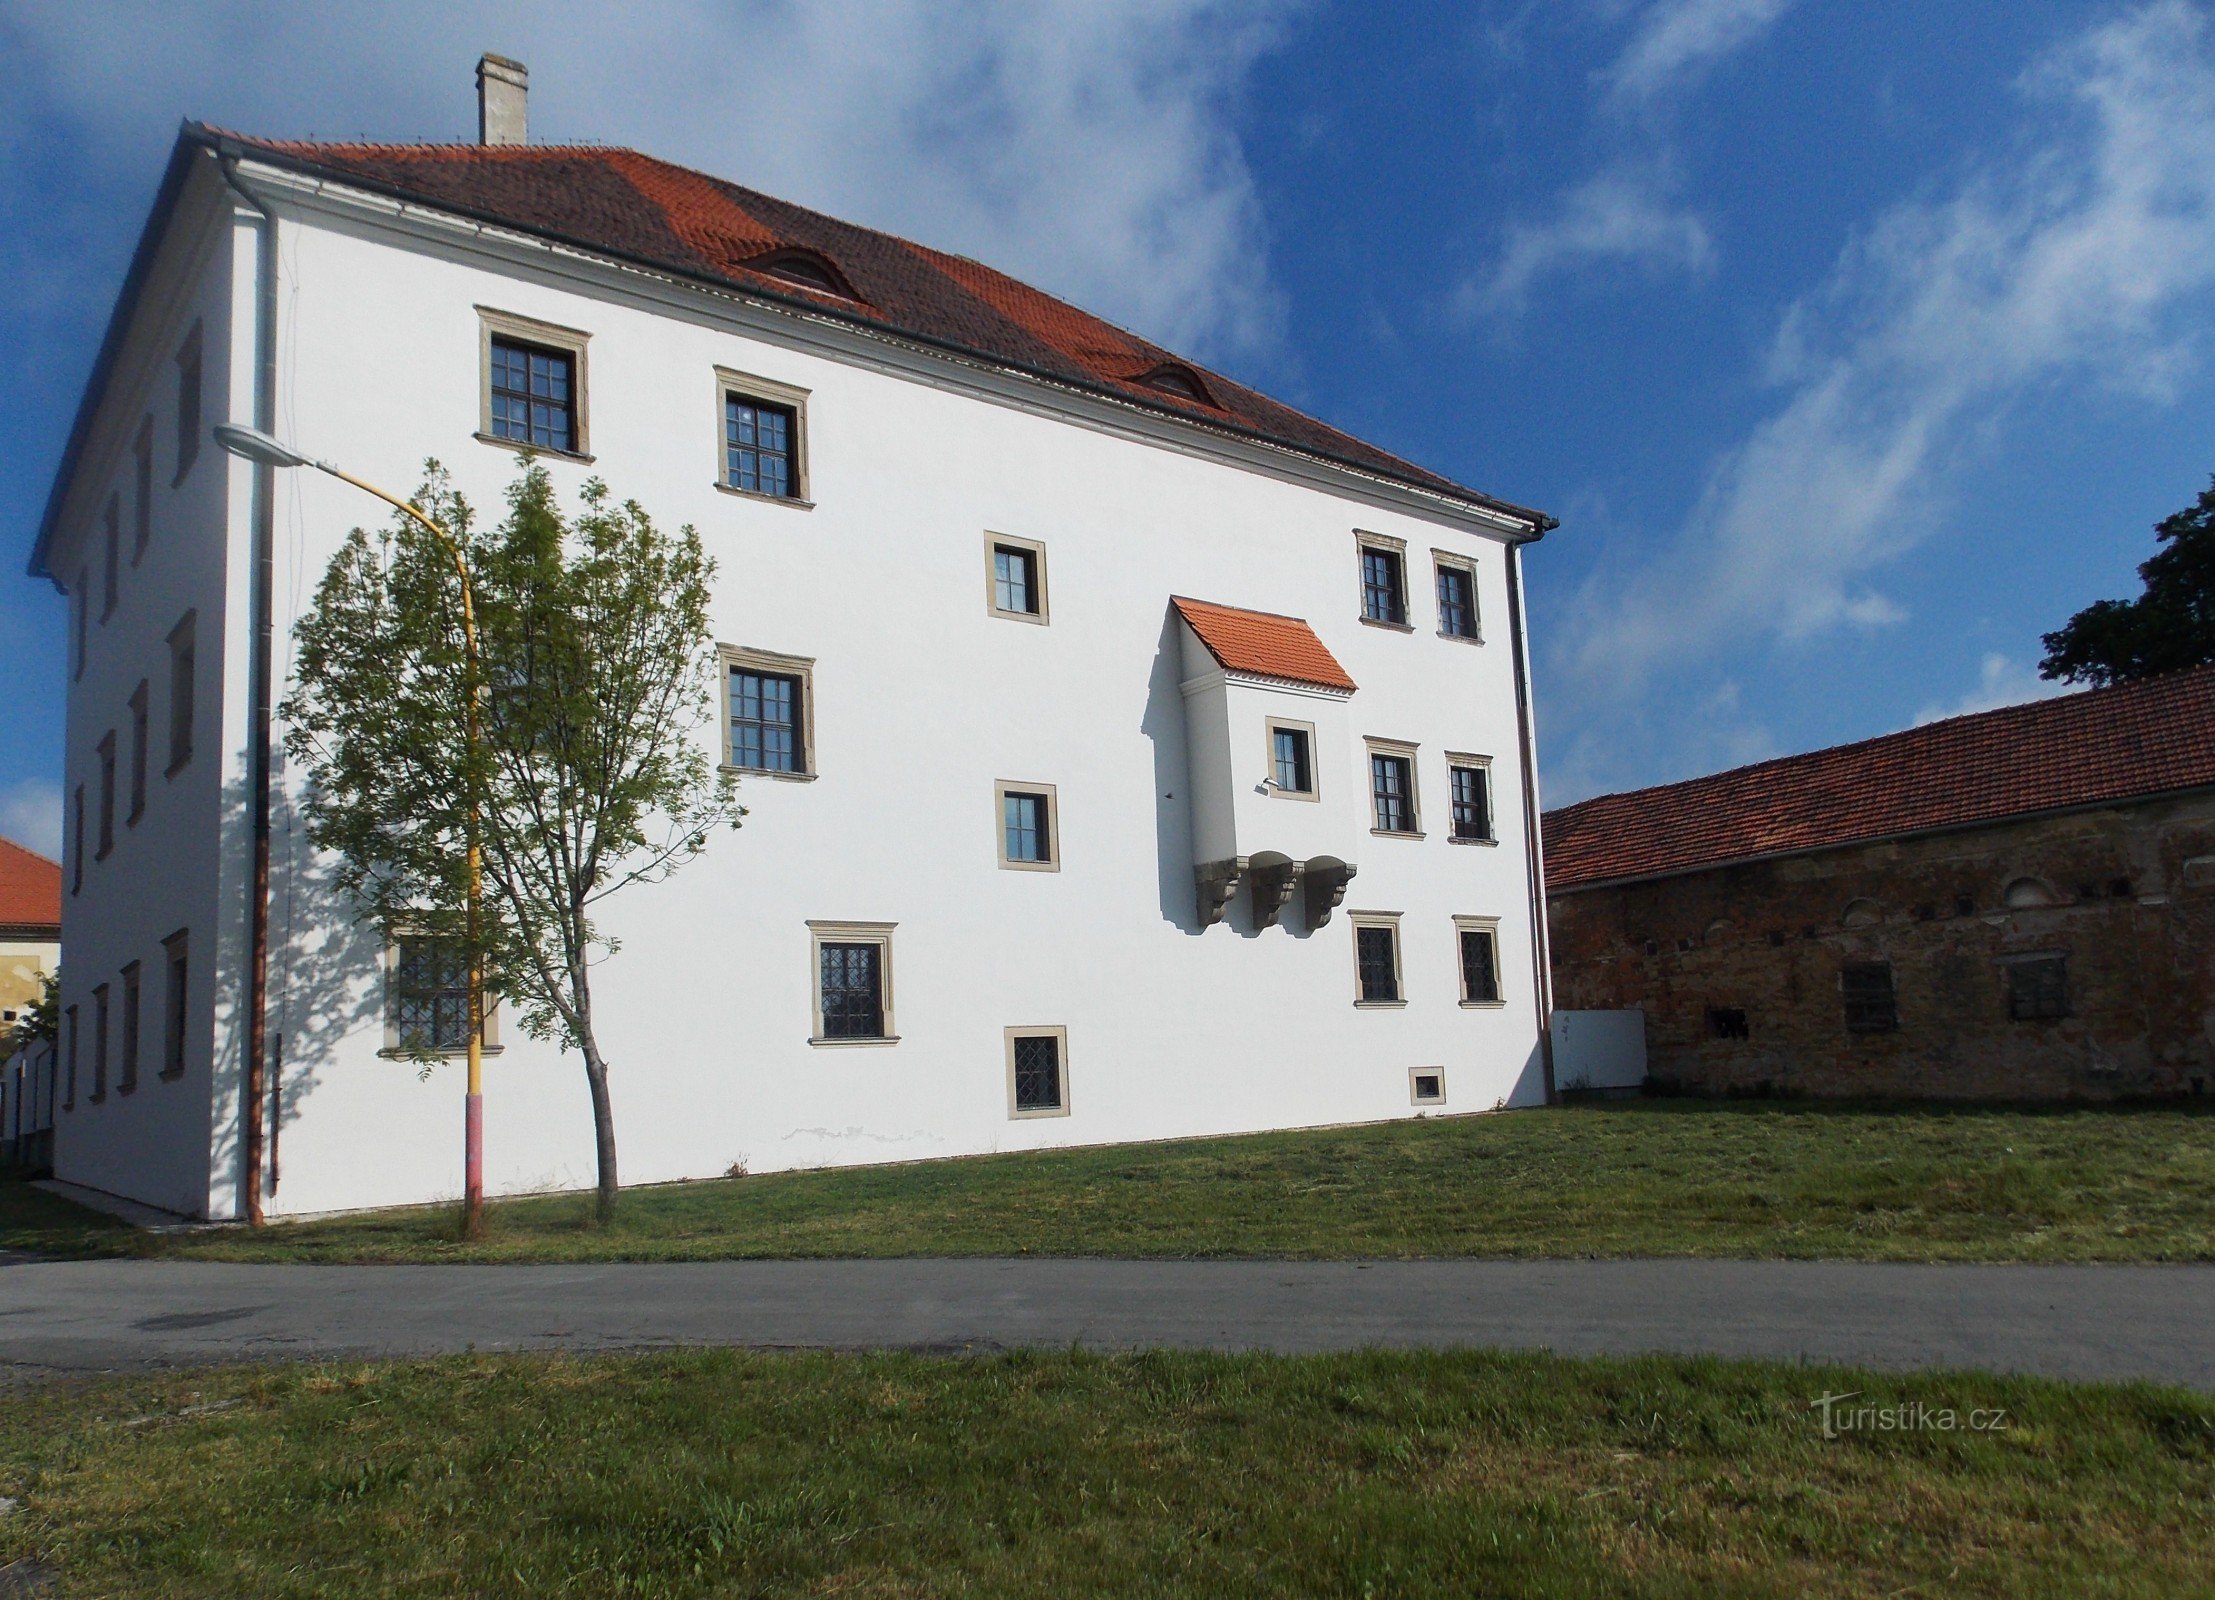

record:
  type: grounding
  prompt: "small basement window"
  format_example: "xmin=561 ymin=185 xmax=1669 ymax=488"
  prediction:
xmin=1410 ymin=1068 xmax=1446 ymax=1107
xmin=1006 ymin=1026 xmax=1070 ymax=1118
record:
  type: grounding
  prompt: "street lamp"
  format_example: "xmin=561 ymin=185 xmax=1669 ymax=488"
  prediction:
xmin=215 ymin=423 xmax=491 ymax=1237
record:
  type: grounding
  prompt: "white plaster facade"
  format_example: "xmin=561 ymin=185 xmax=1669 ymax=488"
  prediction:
xmin=34 ymin=127 xmax=1556 ymax=1219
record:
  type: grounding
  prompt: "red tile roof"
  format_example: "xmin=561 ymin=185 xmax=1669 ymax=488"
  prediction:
xmin=1544 ymin=664 xmax=2215 ymax=893
xmin=0 ymin=838 xmax=62 ymax=937
xmin=198 ymin=128 xmax=1548 ymax=528
xmin=1173 ymin=597 xmax=1356 ymax=693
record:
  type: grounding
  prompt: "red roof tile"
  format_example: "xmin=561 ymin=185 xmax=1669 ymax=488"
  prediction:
xmin=0 ymin=838 xmax=62 ymax=936
xmin=1173 ymin=597 xmax=1356 ymax=693
xmin=1544 ymin=664 xmax=2215 ymax=893
xmin=198 ymin=129 xmax=1548 ymax=527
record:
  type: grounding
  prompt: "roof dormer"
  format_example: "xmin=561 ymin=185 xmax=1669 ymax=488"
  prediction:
xmin=741 ymin=247 xmax=862 ymax=302
xmin=1137 ymin=362 xmax=1217 ymax=407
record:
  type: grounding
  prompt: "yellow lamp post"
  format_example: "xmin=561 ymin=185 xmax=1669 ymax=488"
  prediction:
xmin=215 ymin=424 xmax=490 ymax=1235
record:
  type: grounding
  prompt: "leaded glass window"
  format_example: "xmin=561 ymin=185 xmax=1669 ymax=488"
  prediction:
xmin=489 ymin=338 xmax=575 ymax=452
xmin=726 ymin=395 xmax=796 ymax=497
xmin=819 ymin=942 xmax=884 ymax=1039
xmin=394 ymin=935 xmax=473 ymax=1053
xmin=731 ymin=669 xmax=803 ymax=773
xmin=1371 ymin=753 xmax=1415 ymax=833
xmin=1012 ymin=1033 xmax=1063 ymax=1113
xmin=1357 ymin=924 xmax=1400 ymax=1003
xmin=1460 ymin=928 xmax=1500 ymax=1004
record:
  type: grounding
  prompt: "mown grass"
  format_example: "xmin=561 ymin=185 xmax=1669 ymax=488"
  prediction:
xmin=9 ymin=1099 xmax=2215 ymax=1264
xmin=0 ymin=1347 xmax=2209 ymax=1598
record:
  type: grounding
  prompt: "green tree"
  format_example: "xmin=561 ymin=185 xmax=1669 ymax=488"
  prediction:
xmin=2040 ymin=474 xmax=2215 ymax=686
xmin=283 ymin=461 xmax=742 ymax=1221
xmin=6 ymin=971 xmax=58 ymax=1060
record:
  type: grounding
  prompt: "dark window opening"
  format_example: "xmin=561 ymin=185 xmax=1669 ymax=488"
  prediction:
xmin=2109 ymin=877 xmax=2134 ymax=898
xmin=1954 ymin=895 xmax=1976 ymax=917
xmin=174 ymin=326 xmax=202 ymax=481
xmin=1370 ymin=754 xmax=1415 ymax=833
xmin=1272 ymin=726 xmax=1312 ymax=794
xmin=725 ymin=394 xmax=797 ymax=497
xmin=1459 ymin=928 xmax=1500 ymax=1004
xmin=162 ymin=932 xmax=189 ymax=1078
xmin=819 ymin=942 xmax=885 ymax=1039
xmin=1360 ymin=547 xmax=1407 ymax=625
xmin=489 ymin=337 xmax=576 ymax=452
xmin=1356 ymin=925 xmax=1400 ymax=1004
xmin=393 ymin=935 xmax=475 ymax=1053
xmin=1708 ymin=1006 xmax=1750 ymax=1040
xmin=1437 ymin=564 xmax=1478 ymax=639
xmin=730 ymin=668 xmax=803 ymax=773
xmin=1449 ymin=765 xmax=1491 ymax=842
xmin=1412 ymin=1070 xmax=1444 ymax=1104
xmin=1012 ymin=1033 xmax=1064 ymax=1113
xmin=751 ymin=251 xmax=849 ymax=296
xmin=1841 ymin=961 xmax=1898 ymax=1034
xmin=2007 ymin=956 xmax=2070 ymax=1021
xmin=1139 ymin=364 xmax=1213 ymax=405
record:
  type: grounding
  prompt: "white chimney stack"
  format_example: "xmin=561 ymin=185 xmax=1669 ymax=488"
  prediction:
xmin=477 ymin=54 xmax=528 ymax=147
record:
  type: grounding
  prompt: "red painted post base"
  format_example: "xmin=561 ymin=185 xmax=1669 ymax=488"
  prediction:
xmin=463 ymin=1091 xmax=485 ymax=1237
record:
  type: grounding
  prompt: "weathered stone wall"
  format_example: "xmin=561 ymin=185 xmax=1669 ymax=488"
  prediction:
xmin=1546 ymin=792 xmax=2215 ymax=1100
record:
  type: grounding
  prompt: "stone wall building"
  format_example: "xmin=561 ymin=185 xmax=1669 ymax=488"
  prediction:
xmin=1543 ymin=666 xmax=2215 ymax=1100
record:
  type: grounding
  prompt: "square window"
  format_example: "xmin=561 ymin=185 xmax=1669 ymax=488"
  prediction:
xmin=1457 ymin=922 xmax=1502 ymax=1005
xmin=1369 ymin=749 xmax=1419 ymax=834
xmin=1841 ymin=961 xmax=1897 ymax=1034
xmin=985 ymin=532 xmax=1049 ymax=621
xmin=1410 ymin=1067 xmax=1446 ymax=1106
xmin=721 ymin=646 xmax=815 ymax=778
xmin=1359 ymin=543 xmax=1408 ymax=626
xmin=1352 ymin=916 xmax=1403 ymax=1005
xmin=2006 ymin=955 xmax=2069 ymax=1021
xmin=479 ymin=310 xmax=590 ymax=457
xmin=1448 ymin=762 xmax=1492 ymax=842
xmin=1007 ymin=1026 xmax=1071 ymax=1118
xmin=1436 ymin=559 xmax=1479 ymax=640
xmin=810 ymin=923 xmax=895 ymax=1044
xmin=997 ymin=783 xmax=1058 ymax=869
xmin=388 ymin=933 xmax=485 ymax=1055
xmin=716 ymin=369 xmax=811 ymax=503
xmin=1269 ymin=721 xmax=1315 ymax=796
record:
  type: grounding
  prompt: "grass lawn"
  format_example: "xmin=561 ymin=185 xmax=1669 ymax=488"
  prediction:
xmin=6 ymin=1099 xmax=2214 ymax=1264
xmin=0 ymin=1347 xmax=2208 ymax=1598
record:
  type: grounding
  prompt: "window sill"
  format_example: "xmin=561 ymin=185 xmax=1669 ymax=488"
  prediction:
xmin=127 ymin=806 xmax=145 ymax=828
xmin=165 ymin=755 xmax=192 ymax=781
xmin=171 ymin=461 xmax=196 ymax=490
xmin=1371 ymin=827 xmax=1425 ymax=840
xmin=118 ymin=1080 xmax=138 ymax=1096
xmin=999 ymin=859 xmax=1061 ymax=873
xmin=1354 ymin=999 xmax=1408 ymax=1010
xmin=1448 ymin=835 xmax=1498 ymax=847
xmin=88 ymin=1092 xmax=106 ymax=1104
xmin=379 ymin=1046 xmax=506 ymax=1061
xmin=1437 ymin=630 xmax=1485 ymax=646
xmin=95 ymin=845 xmax=112 ymax=862
xmin=1010 ymin=1105 xmax=1071 ymax=1120
xmin=475 ymin=433 xmax=595 ymax=465
xmin=1459 ymin=999 xmax=1507 ymax=1010
xmin=720 ymin=763 xmax=818 ymax=783
xmin=713 ymin=482 xmax=814 ymax=510
xmin=988 ymin=606 xmax=1050 ymax=626
xmin=1359 ymin=616 xmax=1416 ymax=633
xmin=158 ymin=1068 xmax=185 ymax=1081
xmin=808 ymin=1034 xmax=901 ymax=1048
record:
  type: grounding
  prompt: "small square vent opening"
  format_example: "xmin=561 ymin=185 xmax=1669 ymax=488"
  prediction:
xmin=1410 ymin=1068 xmax=1446 ymax=1106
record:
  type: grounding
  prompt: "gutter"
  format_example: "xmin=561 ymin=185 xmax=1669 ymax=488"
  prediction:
xmin=217 ymin=154 xmax=277 ymax=1225
xmin=1504 ymin=535 xmax=1557 ymax=1105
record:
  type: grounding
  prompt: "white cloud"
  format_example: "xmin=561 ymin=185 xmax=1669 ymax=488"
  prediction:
xmin=1606 ymin=0 xmax=1798 ymax=105
xmin=0 ymin=778 xmax=61 ymax=860
xmin=1464 ymin=165 xmax=1714 ymax=317
xmin=0 ymin=0 xmax=1295 ymax=365
xmin=1913 ymin=653 xmax=2070 ymax=726
xmin=1560 ymin=0 xmax=2215 ymax=697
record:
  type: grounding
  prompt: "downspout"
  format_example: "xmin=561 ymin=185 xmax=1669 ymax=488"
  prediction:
xmin=219 ymin=154 xmax=277 ymax=1224
xmin=1505 ymin=521 xmax=1559 ymax=1105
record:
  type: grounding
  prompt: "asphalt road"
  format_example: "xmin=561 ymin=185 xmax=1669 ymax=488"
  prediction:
xmin=2 ymin=1257 xmax=2209 ymax=1388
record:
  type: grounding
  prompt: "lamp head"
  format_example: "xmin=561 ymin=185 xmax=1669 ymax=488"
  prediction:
xmin=213 ymin=423 xmax=311 ymax=470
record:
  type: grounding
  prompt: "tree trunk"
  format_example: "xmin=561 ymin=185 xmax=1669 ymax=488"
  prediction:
xmin=570 ymin=953 xmax=620 ymax=1224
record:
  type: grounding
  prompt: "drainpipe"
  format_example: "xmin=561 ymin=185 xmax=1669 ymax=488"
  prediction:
xmin=1504 ymin=521 xmax=1558 ymax=1105
xmin=219 ymin=153 xmax=277 ymax=1224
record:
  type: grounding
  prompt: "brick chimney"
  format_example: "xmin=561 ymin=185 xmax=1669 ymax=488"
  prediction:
xmin=477 ymin=54 xmax=528 ymax=147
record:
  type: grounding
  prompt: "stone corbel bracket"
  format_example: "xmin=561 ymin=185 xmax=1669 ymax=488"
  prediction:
xmin=1250 ymin=857 xmax=1301 ymax=929
xmin=1195 ymin=858 xmax=1246 ymax=929
xmin=1303 ymin=860 xmax=1357 ymax=931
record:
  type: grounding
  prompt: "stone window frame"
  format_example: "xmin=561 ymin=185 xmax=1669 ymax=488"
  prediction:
xmin=380 ymin=920 xmax=503 ymax=1060
xmin=1432 ymin=548 xmax=1482 ymax=644
xmin=1409 ymin=1066 xmax=1446 ymax=1106
xmin=1445 ymin=752 xmax=1495 ymax=845
xmin=1004 ymin=1024 xmax=1072 ymax=1120
xmin=984 ymin=530 xmax=1050 ymax=623
xmin=1349 ymin=910 xmax=1406 ymax=1009
xmin=714 ymin=366 xmax=814 ymax=507
xmin=475 ymin=305 xmax=594 ymax=462
xmin=1354 ymin=529 xmax=1414 ymax=632
xmin=994 ymin=779 xmax=1061 ymax=872
xmin=1265 ymin=716 xmax=1320 ymax=801
xmin=718 ymin=643 xmax=818 ymax=782
xmin=1454 ymin=915 xmax=1506 ymax=1008
xmin=1365 ymin=736 xmax=1423 ymax=838
xmin=806 ymin=919 xmax=898 ymax=1048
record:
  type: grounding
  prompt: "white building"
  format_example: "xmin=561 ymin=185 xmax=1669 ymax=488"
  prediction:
xmin=30 ymin=60 xmax=1557 ymax=1220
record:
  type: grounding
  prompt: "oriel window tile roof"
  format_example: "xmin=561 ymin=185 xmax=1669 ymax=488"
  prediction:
xmin=1542 ymin=663 xmax=2215 ymax=893
xmin=1172 ymin=596 xmax=1356 ymax=694
xmin=191 ymin=128 xmax=1546 ymax=527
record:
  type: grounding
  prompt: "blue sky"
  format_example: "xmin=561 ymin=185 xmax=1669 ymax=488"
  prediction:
xmin=4 ymin=0 xmax=2214 ymax=856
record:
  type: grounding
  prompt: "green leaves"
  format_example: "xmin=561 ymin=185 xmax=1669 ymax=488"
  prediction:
xmin=2041 ymin=474 xmax=2215 ymax=686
